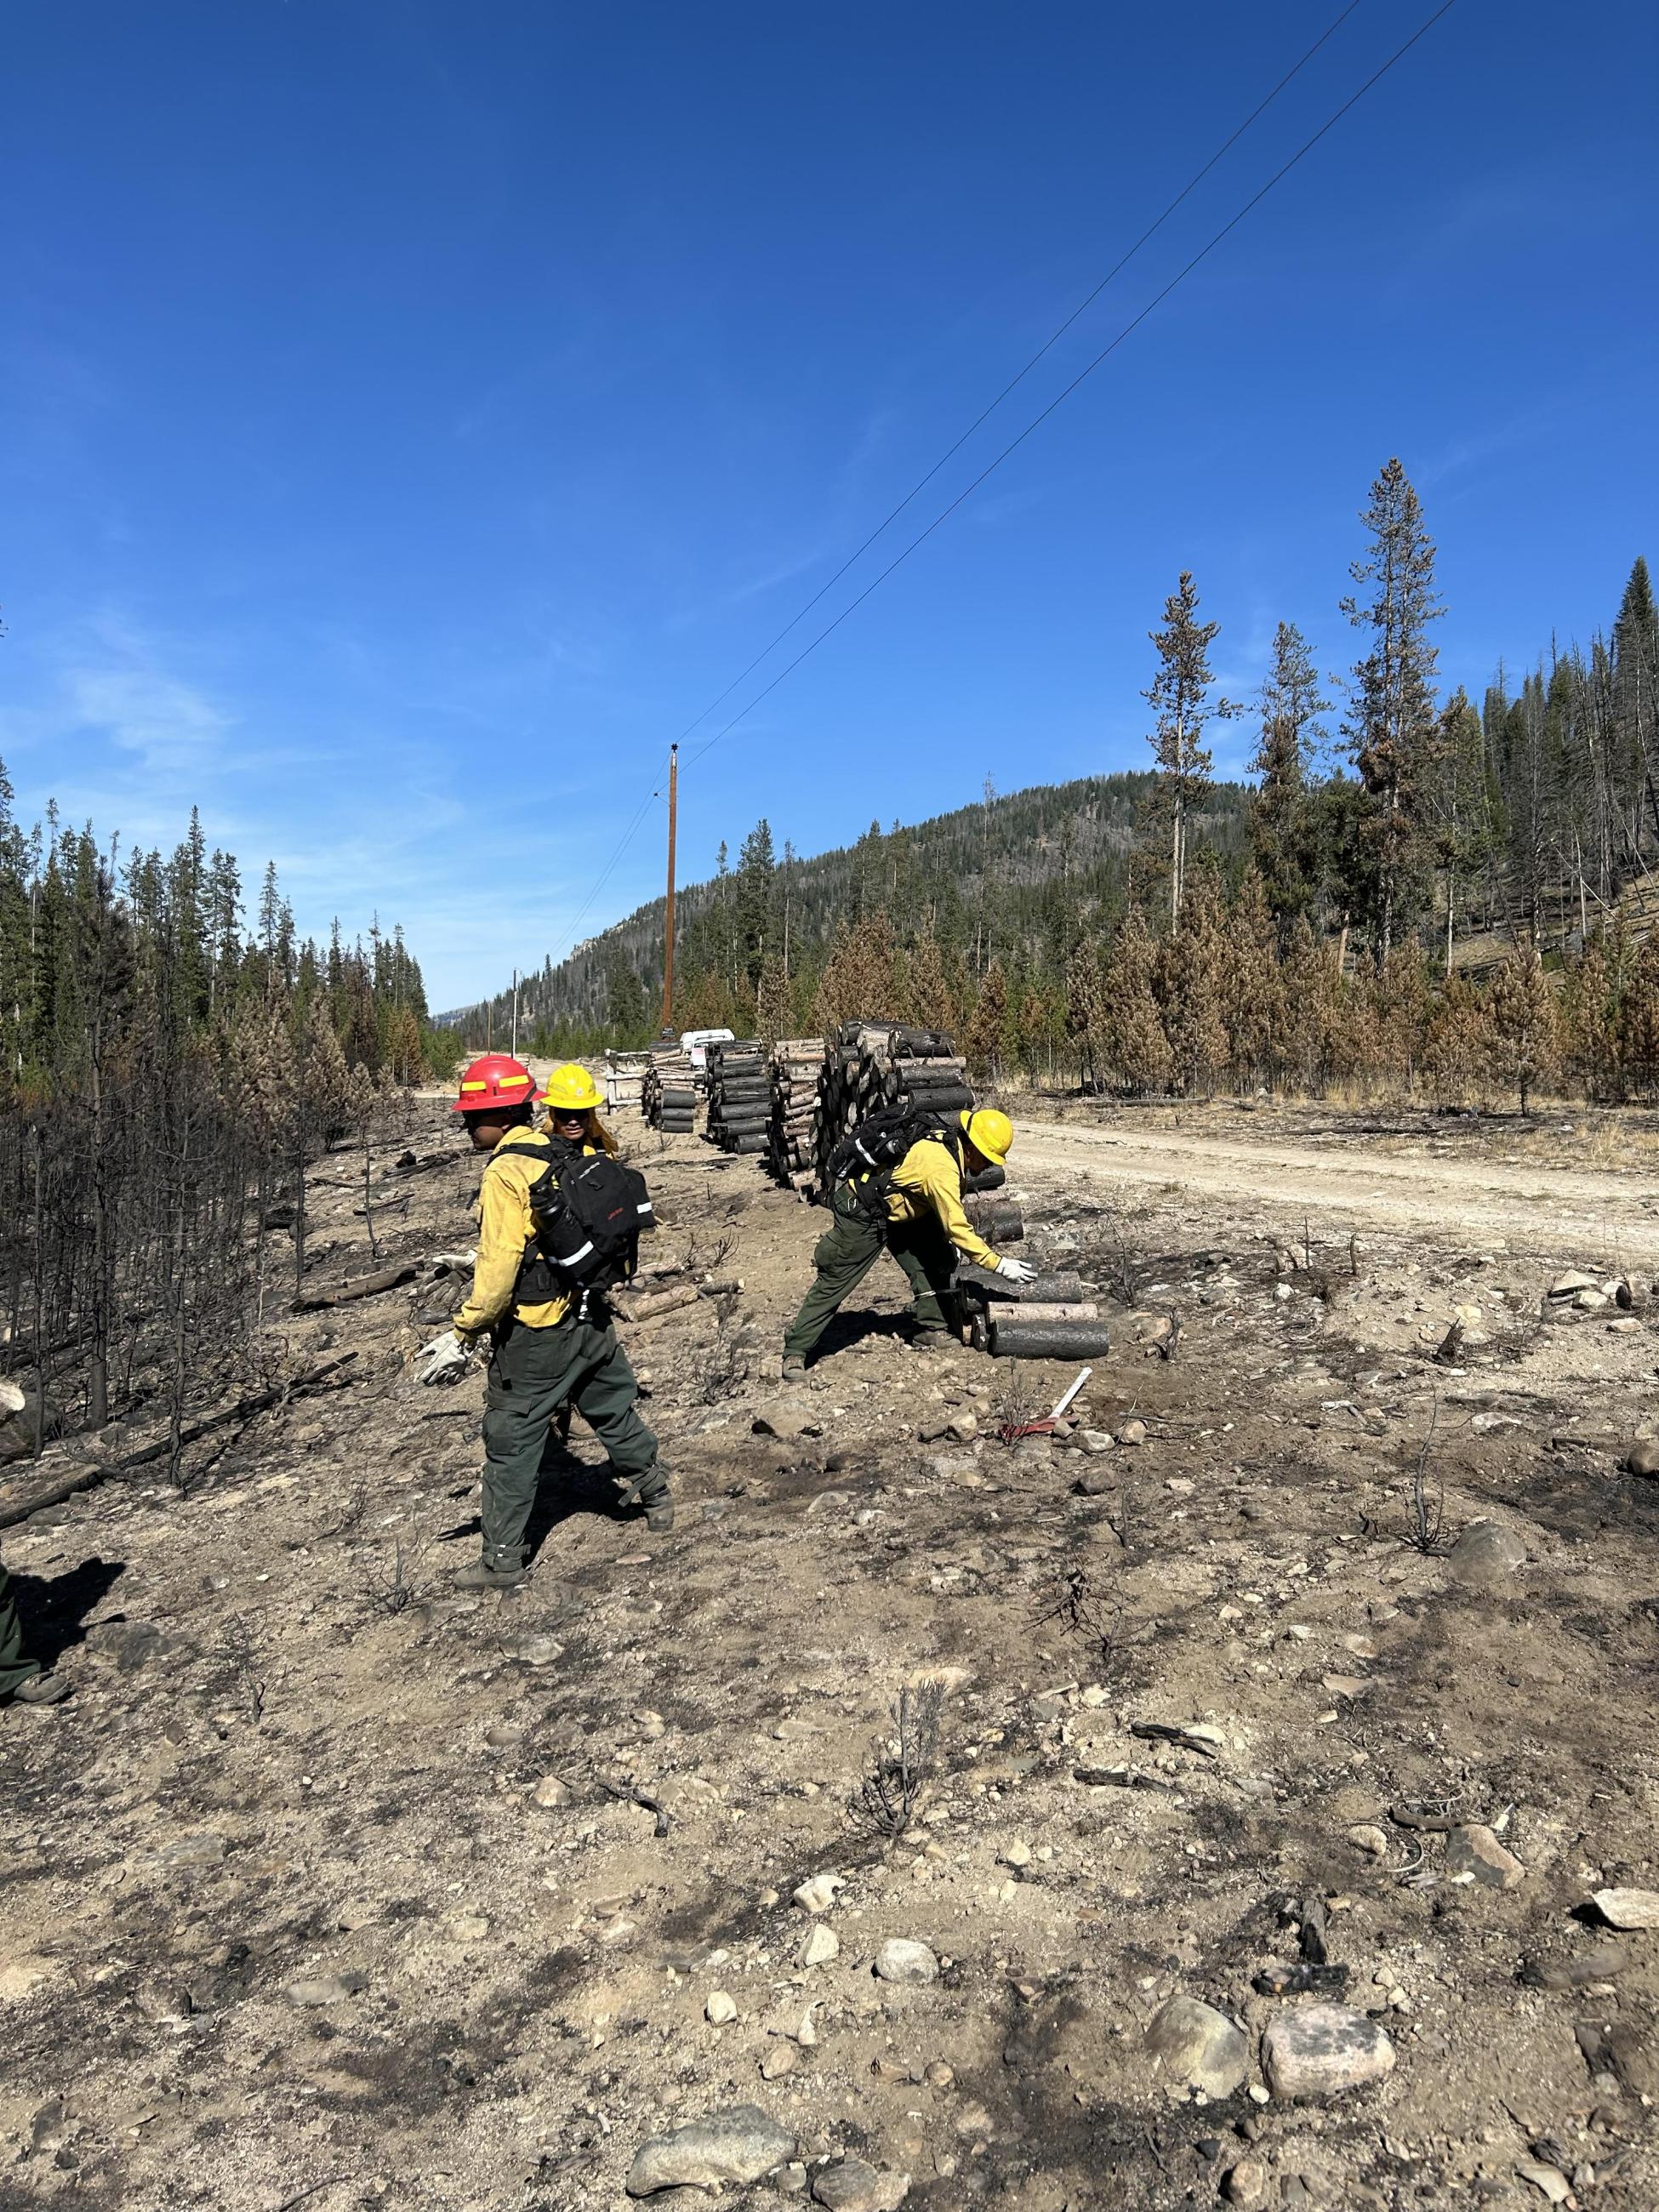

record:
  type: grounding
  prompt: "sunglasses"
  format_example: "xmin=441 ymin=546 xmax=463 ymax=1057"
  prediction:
xmin=551 ymin=1109 xmax=589 ymax=1125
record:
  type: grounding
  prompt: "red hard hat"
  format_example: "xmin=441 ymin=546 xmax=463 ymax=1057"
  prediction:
xmin=451 ymin=1052 xmax=542 ymax=1114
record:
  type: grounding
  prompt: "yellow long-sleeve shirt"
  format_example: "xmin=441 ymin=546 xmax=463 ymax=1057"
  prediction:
xmin=451 ymin=1126 xmax=571 ymax=1340
xmin=882 ymin=1135 xmax=1001 ymax=1270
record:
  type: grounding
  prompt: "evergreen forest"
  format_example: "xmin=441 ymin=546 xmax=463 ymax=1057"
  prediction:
xmin=0 ymin=777 xmax=442 ymax=1455
xmin=456 ymin=461 xmax=1659 ymax=1113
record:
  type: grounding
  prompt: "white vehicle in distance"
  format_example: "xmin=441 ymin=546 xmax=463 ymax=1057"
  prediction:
xmin=679 ymin=1027 xmax=734 ymax=1075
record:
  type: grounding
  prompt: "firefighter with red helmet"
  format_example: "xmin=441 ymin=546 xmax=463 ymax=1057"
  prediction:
xmin=417 ymin=1054 xmax=671 ymax=1588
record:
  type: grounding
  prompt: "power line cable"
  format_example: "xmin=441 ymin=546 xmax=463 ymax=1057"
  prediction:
xmin=670 ymin=0 xmax=1365 ymax=750
xmin=686 ymin=0 xmax=1458 ymax=770
xmin=496 ymin=763 xmax=667 ymax=1007
xmin=507 ymin=0 xmax=1453 ymax=1012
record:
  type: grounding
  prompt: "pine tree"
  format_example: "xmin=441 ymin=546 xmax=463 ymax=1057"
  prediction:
xmin=1249 ymin=621 xmax=1328 ymax=928
xmin=1278 ymin=917 xmax=1341 ymax=1094
xmin=1612 ymin=556 xmax=1659 ymax=864
xmin=1560 ymin=936 xmax=1616 ymax=1101
xmin=903 ymin=927 xmax=956 ymax=1035
xmin=1224 ymin=869 xmax=1284 ymax=1092
xmin=1422 ymin=971 xmax=1493 ymax=1107
xmin=734 ymin=819 xmax=777 ymax=989
xmin=1617 ymin=933 xmax=1659 ymax=1097
xmin=1143 ymin=572 xmax=1235 ymax=928
xmin=1371 ymin=943 xmax=1432 ymax=1089
xmin=1425 ymin=688 xmax=1497 ymax=968
xmin=1101 ymin=905 xmax=1172 ymax=1096
xmin=1064 ymin=938 xmax=1105 ymax=1092
xmin=1343 ymin=459 xmax=1443 ymax=961
xmin=1160 ymin=871 xmax=1229 ymax=1097
xmin=1487 ymin=940 xmax=1559 ymax=1113
xmin=755 ymin=955 xmax=790 ymax=1041
xmin=965 ymin=959 xmax=1010 ymax=1080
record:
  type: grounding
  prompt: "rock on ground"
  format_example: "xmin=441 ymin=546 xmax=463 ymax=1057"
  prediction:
xmin=625 ymin=2106 xmax=795 ymax=2197
xmin=1447 ymin=1518 xmax=1527 ymax=1584
xmin=1591 ymin=1887 xmax=1659 ymax=1930
xmin=1261 ymin=2004 xmax=1396 ymax=2101
xmin=873 ymin=1937 xmax=939 ymax=1984
xmin=811 ymin=2156 xmax=911 ymax=2210
xmin=1144 ymin=1993 xmax=1249 ymax=2098
xmin=1447 ymin=1822 xmax=1525 ymax=1890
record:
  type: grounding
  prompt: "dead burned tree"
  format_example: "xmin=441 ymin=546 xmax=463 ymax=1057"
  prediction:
xmin=0 ymin=801 xmax=434 ymax=1465
xmin=852 ymin=1680 xmax=946 ymax=1842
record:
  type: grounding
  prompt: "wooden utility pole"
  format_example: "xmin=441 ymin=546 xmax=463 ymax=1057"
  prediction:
xmin=660 ymin=744 xmax=679 ymax=1032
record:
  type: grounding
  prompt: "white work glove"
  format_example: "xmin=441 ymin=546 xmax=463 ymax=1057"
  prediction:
xmin=416 ymin=1328 xmax=473 ymax=1386
xmin=995 ymin=1257 xmax=1039 ymax=1286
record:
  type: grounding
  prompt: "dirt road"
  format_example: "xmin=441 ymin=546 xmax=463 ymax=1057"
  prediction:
xmin=1017 ymin=1110 xmax=1659 ymax=1268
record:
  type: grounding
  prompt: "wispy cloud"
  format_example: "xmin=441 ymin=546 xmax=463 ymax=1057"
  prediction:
xmin=64 ymin=664 xmax=231 ymax=774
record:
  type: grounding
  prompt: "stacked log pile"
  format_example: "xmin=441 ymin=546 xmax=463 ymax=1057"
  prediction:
xmin=643 ymin=1043 xmax=697 ymax=1134
xmin=706 ymin=1040 xmax=769 ymax=1154
xmin=767 ymin=1036 xmax=828 ymax=1192
xmin=955 ymin=1260 xmax=1111 ymax=1358
xmin=814 ymin=1023 xmax=973 ymax=1189
xmin=605 ymin=1050 xmax=651 ymax=1115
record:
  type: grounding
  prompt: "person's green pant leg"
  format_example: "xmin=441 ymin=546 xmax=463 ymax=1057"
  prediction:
xmin=783 ymin=1191 xmax=886 ymax=1360
xmin=480 ymin=1317 xmax=659 ymax=1565
xmin=783 ymin=1189 xmax=957 ymax=1358
xmin=887 ymin=1216 xmax=957 ymax=1332
xmin=0 ymin=1553 xmax=42 ymax=1700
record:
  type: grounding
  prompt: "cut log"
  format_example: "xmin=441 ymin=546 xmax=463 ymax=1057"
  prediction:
xmin=985 ymin=1301 xmax=1098 ymax=1325
xmin=612 ymin=1283 xmax=699 ymax=1324
xmin=987 ymin=1319 xmax=1113 ymax=1360
xmin=958 ymin=1267 xmax=1084 ymax=1305
xmin=292 ymin=1262 xmax=418 ymax=1313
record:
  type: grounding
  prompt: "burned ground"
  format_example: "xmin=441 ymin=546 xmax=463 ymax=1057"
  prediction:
xmin=2 ymin=1097 xmax=1656 ymax=2210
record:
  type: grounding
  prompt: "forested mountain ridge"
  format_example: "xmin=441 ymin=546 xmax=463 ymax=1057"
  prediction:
xmin=448 ymin=462 xmax=1656 ymax=1113
xmin=442 ymin=769 xmax=1251 ymax=1037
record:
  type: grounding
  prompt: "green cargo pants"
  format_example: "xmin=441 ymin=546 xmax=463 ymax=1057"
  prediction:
xmin=783 ymin=1183 xmax=956 ymax=1360
xmin=479 ymin=1314 xmax=660 ymax=1569
xmin=0 ymin=1552 xmax=43 ymax=1701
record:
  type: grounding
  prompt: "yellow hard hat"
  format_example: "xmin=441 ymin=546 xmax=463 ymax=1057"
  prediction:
xmin=544 ymin=1062 xmax=604 ymax=1114
xmin=961 ymin=1106 xmax=1013 ymax=1166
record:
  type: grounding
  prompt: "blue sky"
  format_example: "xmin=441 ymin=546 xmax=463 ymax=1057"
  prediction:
xmin=2 ymin=2 xmax=1654 ymax=1010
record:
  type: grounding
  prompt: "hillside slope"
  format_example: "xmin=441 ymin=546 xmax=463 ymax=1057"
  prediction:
xmin=443 ymin=770 xmax=1249 ymax=1034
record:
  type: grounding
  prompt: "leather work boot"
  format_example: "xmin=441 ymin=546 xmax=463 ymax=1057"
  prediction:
xmin=454 ymin=1551 xmax=528 ymax=1592
xmin=10 ymin=1671 xmax=71 ymax=1707
xmin=781 ymin=1354 xmax=807 ymax=1382
xmin=618 ymin=1466 xmax=675 ymax=1535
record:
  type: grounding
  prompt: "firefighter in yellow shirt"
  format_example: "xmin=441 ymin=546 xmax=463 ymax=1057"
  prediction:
xmin=782 ymin=1107 xmax=1035 ymax=1376
xmin=416 ymin=1056 xmax=669 ymax=1590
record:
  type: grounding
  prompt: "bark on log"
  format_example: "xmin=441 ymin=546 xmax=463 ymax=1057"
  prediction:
xmin=987 ymin=1319 xmax=1113 ymax=1359
xmin=958 ymin=1267 xmax=1084 ymax=1305
xmin=981 ymin=1300 xmax=1097 ymax=1324
xmin=612 ymin=1283 xmax=699 ymax=1324
xmin=292 ymin=1262 xmax=418 ymax=1312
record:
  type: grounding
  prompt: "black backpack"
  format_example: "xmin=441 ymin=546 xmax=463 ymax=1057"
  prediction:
xmin=496 ymin=1142 xmax=656 ymax=1309
xmin=827 ymin=1107 xmax=957 ymax=1215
